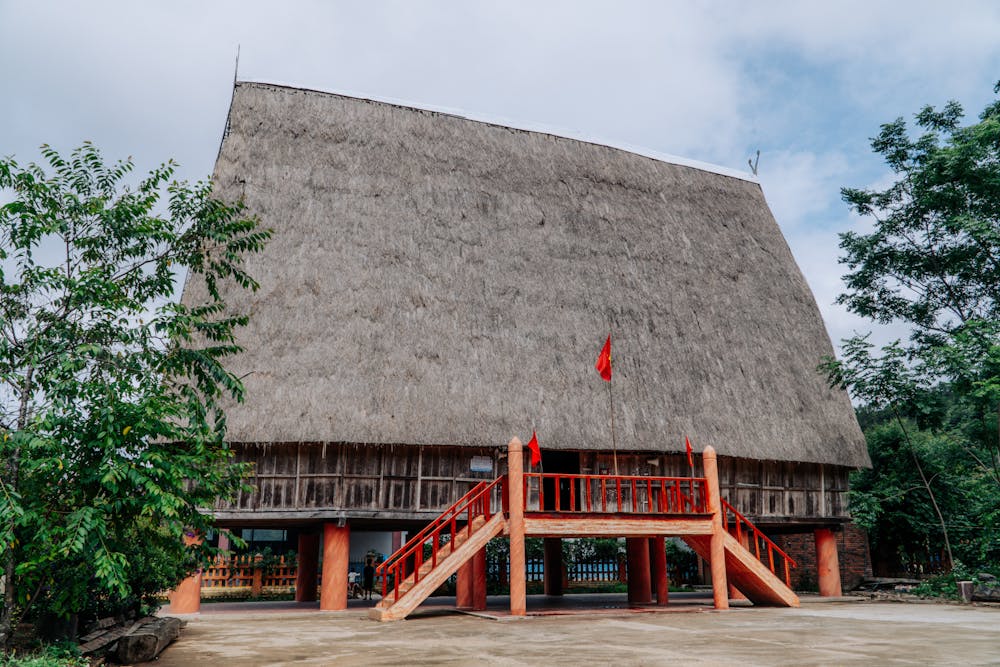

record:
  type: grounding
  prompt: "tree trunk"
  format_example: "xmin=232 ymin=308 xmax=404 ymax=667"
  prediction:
xmin=115 ymin=617 xmax=183 ymax=664
xmin=893 ymin=408 xmax=954 ymax=570
xmin=1 ymin=370 xmax=33 ymax=651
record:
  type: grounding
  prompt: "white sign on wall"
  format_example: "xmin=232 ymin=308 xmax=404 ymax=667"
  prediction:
xmin=470 ymin=456 xmax=493 ymax=473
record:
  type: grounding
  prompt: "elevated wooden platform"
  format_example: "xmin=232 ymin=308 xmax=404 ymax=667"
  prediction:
xmin=371 ymin=440 xmax=799 ymax=621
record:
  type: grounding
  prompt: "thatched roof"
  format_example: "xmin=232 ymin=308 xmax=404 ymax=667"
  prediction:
xmin=183 ymin=81 xmax=868 ymax=468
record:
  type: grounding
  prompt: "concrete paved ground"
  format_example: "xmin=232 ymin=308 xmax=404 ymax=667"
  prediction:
xmin=150 ymin=596 xmax=1000 ymax=666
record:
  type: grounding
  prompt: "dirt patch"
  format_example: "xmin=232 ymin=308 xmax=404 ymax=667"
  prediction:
xmin=148 ymin=598 xmax=1000 ymax=666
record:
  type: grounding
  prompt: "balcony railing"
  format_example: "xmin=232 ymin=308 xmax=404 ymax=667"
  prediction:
xmin=523 ymin=473 xmax=709 ymax=515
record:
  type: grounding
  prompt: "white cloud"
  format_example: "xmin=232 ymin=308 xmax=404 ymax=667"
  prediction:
xmin=2 ymin=0 xmax=999 ymax=350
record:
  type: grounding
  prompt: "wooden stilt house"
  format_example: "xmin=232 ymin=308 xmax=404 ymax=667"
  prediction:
xmin=174 ymin=81 xmax=870 ymax=616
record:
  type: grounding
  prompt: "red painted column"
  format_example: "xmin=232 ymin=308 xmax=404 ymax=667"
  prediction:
xmin=320 ymin=522 xmax=350 ymax=611
xmin=704 ymin=446 xmax=729 ymax=610
xmin=815 ymin=528 xmax=843 ymax=597
xmin=507 ymin=437 xmax=527 ymax=617
xmin=543 ymin=538 xmax=563 ymax=596
xmin=650 ymin=537 xmax=669 ymax=606
xmin=167 ymin=530 xmax=203 ymax=614
xmin=295 ymin=531 xmax=320 ymax=602
xmin=456 ymin=558 xmax=474 ymax=609
xmin=472 ymin=546 xmax=488 ymax=611
xmin=626 ymin=537 xmax=652 ymax=605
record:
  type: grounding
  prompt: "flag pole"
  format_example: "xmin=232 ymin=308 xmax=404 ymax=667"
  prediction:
xmin=605 ymin=324 xmax=618 ymax=476
xmin=608 ymin=378 xmax=619 ymax=475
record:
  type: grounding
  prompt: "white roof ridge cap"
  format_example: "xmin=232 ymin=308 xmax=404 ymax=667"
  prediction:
xmin=238 ymin=79 xmax=758 ymax=184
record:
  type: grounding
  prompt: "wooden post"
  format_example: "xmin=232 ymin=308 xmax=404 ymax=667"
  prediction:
xmin=320 ymin=522 xmax=350 ymax=611
xmin=167 ymin=530 xmax=203 ymax=614
xmin=472 ymin=546 xmax=488 ymax=611
xmin=543 ymin=538 xmax=563 ymax=596
xmin=650 ymin=537 xmax=668 ymax=606
xmin=815 ymin=528 xmax=843 ymax=597
xmin=626 ymin=537 xmax=652 ymax=605
xmin=252 ymin=554 xmax=263 ymax=597
xmin=456 ymin=558 xmax=474 ymax=609
xmin=295 ymin=531 xmax=320 ymax=602
xmin=703 ymin=446 xmax=729 ymax=610
xmin=508 ymin=437 xmax=526 ymax=617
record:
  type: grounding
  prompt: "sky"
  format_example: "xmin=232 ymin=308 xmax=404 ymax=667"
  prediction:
xmin=2 ymin=0 xmax=1000 ymax=353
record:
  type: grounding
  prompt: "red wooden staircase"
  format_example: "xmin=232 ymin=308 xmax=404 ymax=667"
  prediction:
xmin=683 ymin=500 xmax=799 ymax=607
xmin=370 ymin=477 xmax=506 ymax=621
xmin=369 ymin=442 xmax=799 ymax=621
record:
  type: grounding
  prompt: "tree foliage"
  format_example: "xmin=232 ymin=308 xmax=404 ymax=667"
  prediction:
xmin=0 ymin=143 xmax=270 ymax=646
xmin=824 ymin=82 xmax=1000 ymax=573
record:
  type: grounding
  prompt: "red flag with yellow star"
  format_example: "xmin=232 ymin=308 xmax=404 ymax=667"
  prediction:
xmin=595 ymin=335 xmax=612 ymax=381
xmin=685 ymin=436 xmax=694 ymax=468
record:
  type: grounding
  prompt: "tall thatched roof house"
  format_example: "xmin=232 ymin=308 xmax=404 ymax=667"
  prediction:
xmin=179 ymin=81 xmax=870 ymax=609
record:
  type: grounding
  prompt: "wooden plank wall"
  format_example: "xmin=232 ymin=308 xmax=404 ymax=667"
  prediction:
xmin=216 ymin=444 xmax=850 ymax=521
xmin=215 ymin=443 xmax=498 ymax=514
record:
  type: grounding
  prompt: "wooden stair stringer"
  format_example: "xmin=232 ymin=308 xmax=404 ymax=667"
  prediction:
xmin=377 ymin=516 xmax=486 ymax=602
xmin=682 ymin=533 xmax=799 ymax=607
xmin=369 ymin=512 xmax=507 ymax=621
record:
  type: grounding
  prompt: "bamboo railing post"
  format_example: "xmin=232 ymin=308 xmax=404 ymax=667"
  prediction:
xmin=508 ymin=437 xmax=526 ymax=616
xmin=703 ymin=446 xmax=729 ymax=610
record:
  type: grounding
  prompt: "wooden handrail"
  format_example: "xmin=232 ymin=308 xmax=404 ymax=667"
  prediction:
xmin=720 ymin=498 xmax=797 ymax=586
xmin=378 ymin=476 xmax=505 ymax=601
xmin=523 ymin=473 xmax=709 ymax=514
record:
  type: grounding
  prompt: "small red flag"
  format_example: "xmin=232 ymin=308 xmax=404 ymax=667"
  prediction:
xmin=526 ymin=431 xmax=541 ymax=467
xmin=595 ymin=335 xmax=612 ymax=381
xmin=685 ymin=436 xmax=694 ymax=467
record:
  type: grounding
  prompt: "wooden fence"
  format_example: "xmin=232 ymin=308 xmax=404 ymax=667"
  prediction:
xmin=488 ymin=557 xmax=698 ymax=586
xmin=199 ymin=554 xmax=698 ymax=597
xmin=201 ymin=555 xmax=298 ymax=597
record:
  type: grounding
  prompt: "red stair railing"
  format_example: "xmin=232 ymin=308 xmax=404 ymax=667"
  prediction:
xmin=721 ymin=499 xmax=797 ymax=586
xmin=523 ymin=473 xmax=709 ymax=515
xmin=378 ymin=475 xmax=505 ymax=602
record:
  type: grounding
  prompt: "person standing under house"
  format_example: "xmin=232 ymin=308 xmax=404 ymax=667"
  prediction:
xmin=363 ymin=557 xmax=376 ymax=600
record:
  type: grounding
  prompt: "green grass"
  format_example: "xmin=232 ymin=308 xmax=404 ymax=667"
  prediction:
xmin=1 ymin=644 xmax=87 ymax=667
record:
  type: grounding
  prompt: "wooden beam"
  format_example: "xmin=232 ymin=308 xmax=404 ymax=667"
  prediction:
xmin=524 ymin=517 xmax=713 ymax=537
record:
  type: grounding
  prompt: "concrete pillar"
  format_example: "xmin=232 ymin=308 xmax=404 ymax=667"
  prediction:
xmin=543 ymin=538 xmax=563 ymax=596
xmin=626 ymin=537 xmax=652 ymax=605
xmin=167 ymin=530 xmax=203 ymax=614
xmin=320 ymin=522 xmax=350 ymax=611
xmin=650 ymin=537 xmax=668 ymax=606
xmin=815 ymin=528 xmax=843 ymax=597
xmin=508 ymin=437 xmax=526 ymax=616
xmin=704 ymin=446 xmax=729 ymax=610
xmin=295 ymin=531 xmax=320 ymax=602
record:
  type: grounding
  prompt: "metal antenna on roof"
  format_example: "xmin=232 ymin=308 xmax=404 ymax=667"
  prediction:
xmin=233 ymin=44 xmax=241 ymax=85
xmin=748 ymin=150 xmax=760 ymax=176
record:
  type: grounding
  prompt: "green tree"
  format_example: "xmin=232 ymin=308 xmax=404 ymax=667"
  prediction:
xmin=0 ymin=143 xmax=270 ymax=648
xmin=824 ymin=81 xmax=1000 ymax=572
xmin=835 ymin=81 xmax=1000 ymax=444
